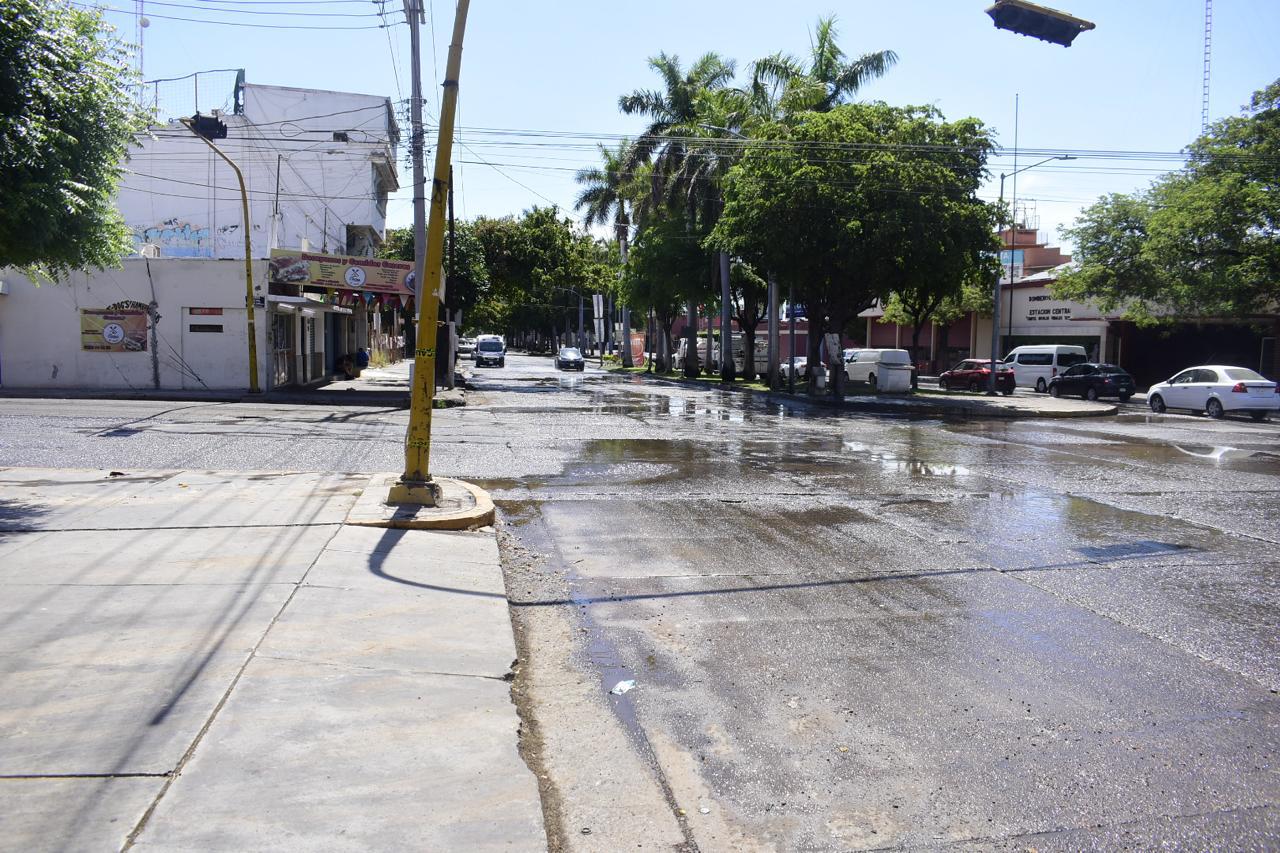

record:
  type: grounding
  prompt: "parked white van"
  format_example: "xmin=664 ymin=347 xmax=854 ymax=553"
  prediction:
xmin=1004 ymin=344 xmax=1088 ymax=392
xmin=845 ymin=348 xmax=913 ymax=392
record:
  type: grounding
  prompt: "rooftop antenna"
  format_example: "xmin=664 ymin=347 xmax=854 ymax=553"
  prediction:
xmin=1201 ymin=0 xmax=1213 ymax=133
xmin=135 ymin=0 xmax=149 ymax=77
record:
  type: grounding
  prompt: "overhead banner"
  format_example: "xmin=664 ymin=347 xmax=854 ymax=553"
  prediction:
xmin=81 ymin=309 xmax=148 ymax=352
xmin=268 ymin=249 xmax=414 ymax=296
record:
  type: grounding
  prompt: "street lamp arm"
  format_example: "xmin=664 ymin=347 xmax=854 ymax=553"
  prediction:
xmin=1000 ymin=153 xmax=1075 ymax=181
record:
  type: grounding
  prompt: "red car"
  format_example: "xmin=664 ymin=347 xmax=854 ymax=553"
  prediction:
xmin=939 ymin=359 xmax=1015 ymax=395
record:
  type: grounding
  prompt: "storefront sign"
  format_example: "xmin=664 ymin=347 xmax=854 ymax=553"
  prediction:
xmin=268 ymin=249 xmax=414 ymax=296
xmin=190 ymin=307 xmax=223 ymax=316
xmin=81 ymin=309 xmax=148 ymax=352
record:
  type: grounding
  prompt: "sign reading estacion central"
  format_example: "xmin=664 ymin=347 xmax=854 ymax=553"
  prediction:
xmin=268 ymin=249 xmax=414 ymax=296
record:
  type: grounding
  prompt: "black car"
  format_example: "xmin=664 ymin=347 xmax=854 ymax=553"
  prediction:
xmin=1047 ymin=362 xmax=1135 ymax=401
xmin=556 ymin=346 xmax=585 ymax=371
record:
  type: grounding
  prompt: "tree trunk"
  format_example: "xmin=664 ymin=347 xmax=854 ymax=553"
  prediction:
xmin=1272 ymin=317 xmax=1280 ymax=380
xmin=806 ymin=318 xmax=824 ymax=395
xmin=684 ymin=300 xmax=699 ymax=378
xmin=719 ymin=251 xmax=734 ymax=383
xmin=741 ymin=324 xmax=757 ymax=383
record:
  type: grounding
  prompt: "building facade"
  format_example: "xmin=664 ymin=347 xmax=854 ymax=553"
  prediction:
xmin=0 ymin=75 xmax=404 ymax=392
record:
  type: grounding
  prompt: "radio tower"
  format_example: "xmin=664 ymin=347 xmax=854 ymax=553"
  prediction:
xmin=1201 ymin=0 xmax=1212 ymax=133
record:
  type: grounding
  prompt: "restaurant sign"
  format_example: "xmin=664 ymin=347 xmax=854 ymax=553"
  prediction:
xmin=269 ymin=249 xmax=414 ymax=296
xmin=81 ymin=308 xmax=148 ymax=352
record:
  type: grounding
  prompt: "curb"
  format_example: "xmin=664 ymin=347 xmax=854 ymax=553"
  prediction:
xmin=0 ymin=387 xmax=467 ymax=409
xmin=607 ymin=367 xmax=1118 ymax=419
xmin=346 ymin=473 xmax=495 ymax=530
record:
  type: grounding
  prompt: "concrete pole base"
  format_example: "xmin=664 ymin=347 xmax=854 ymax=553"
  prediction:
xmin=357 ymin=474 xmax=495 ymax=530
xmin=386 ymin=479 xmax=441 ymax=507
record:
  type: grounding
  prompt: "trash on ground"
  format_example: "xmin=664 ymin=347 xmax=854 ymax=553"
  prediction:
xmin=609 ymin=679 xmax=637 ymax=695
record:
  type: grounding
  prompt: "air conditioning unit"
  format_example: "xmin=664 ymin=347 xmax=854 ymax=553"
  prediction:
xmin=139 ymin=243 xmax=161 ymax=258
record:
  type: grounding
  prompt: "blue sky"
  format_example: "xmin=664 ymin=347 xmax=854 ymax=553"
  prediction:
xmin=105 ymin=0 xmax=1279 ymax=249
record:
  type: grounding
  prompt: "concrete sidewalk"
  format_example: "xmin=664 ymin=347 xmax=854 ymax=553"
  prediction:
xmin=0 ymin=467 xmax=543 ymax=851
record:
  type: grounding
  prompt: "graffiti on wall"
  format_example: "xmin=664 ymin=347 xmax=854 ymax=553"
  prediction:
xmin=132 ymin=218 xmax=213 ymax=258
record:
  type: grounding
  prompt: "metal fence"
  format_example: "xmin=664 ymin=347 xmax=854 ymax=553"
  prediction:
xmin=133 ymin=68 xmax=244 ymax=123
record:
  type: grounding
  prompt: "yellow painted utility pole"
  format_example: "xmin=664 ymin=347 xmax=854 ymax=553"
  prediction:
xmin=181 ymin=116 xmax=261 ymax=394
xmin=388 ymin=0 xmax=470 ymax=505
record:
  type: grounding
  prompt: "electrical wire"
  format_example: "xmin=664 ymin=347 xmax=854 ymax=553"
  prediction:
xmin=105 ymin=0 xmax=393 ymax=16
xmin=457 ymin=142 xmax=562 ymax=208
xmin=82 ymin=2 xmax=401 ymax=28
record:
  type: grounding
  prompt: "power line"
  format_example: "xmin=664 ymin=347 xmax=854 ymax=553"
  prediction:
xmin=110 ymin=0 xmax=391 ymax=16
xmin=458 ymin=142 xmax=562 ymax=208
xmin=82 ymin=2 xmax=401 ymax=28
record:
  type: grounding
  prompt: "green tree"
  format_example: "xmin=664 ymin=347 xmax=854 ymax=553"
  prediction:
xmin=619 ymin=52 xmax=737 ymax=377
xmin=624 ymin=210 xmax=706 ymax=373
xmin=1 ymin=0 xmax=149 ymax=279
xmin=468 ymin=207 xmax=606 ymax=350
xmin=380 ymin=222 xmax=491 ymax=331
xmin=1056 ymin=79 xmax=1280 ymax=373
xmin=714 ymin=103 xmax=996 ymax=392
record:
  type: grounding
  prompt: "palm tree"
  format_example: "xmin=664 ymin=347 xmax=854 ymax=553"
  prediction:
xmin=620 ymin=53 xmax=745 ymax=379
xmin=575 ymin=139 xmax=636 ymax=362
xmin=749 ymin=15 xmax=898 ymax=117
xmin=744 ymin=16 xmax=897 ymax=390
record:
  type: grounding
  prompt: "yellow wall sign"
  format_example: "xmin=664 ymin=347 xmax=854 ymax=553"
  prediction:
xmin=268 ymin=249 xmax=414 ymax=295
xmin=81 ymin=309 xmax=148 ymax=352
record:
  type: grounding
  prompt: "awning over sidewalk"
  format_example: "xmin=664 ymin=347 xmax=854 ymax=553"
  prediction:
xmin=268 ymin=294 xmax=352 ymax=316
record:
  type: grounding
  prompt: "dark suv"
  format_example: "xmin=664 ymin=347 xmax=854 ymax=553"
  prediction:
xmin=1047 ymin=363 xmax=1135 ymax=401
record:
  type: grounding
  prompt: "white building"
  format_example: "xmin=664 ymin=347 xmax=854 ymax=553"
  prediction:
xmin=0 ymin=75 xmax=401 ymax=392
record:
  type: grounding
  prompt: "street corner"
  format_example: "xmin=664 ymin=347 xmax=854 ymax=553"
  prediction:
xmin=346 ymin=472 xmax=496 ymax=531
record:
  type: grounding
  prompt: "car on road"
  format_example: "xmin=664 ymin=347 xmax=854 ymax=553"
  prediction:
xmin=473 ymin=335 xmax=506 ymax=368
xmin=556 ymin=346 xmax=585 ymax=371
xmin=1047 ymin=362 xmax=1136 ymax=402
xmin=1004 ymin=344 xmax=1089 ymax=392
xmin=1147 ymin=365 xmax=1279 ymax=420
xmin=779 ymin=356 xmax=807 ymax=380
xmin=457 ymin=337 xmax=476 ymax=358
xmin=938 ymin=359 xmax=1014 ymax=394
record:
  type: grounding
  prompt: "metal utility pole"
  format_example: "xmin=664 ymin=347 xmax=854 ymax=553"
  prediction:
xmin=577 ymin=292 xmax=584 ymax=351
xmin=787 ymin=285 xmax=796 ymax=394
xmin=617 ymin=215 xmax=632 ymax=367
xmin=718 ymin=251 xmax=732 ymax=381
xmin=182 ymin=114 xmax=260 ymax=393
xmin=767 ymin=272 xmax=779 ymax=389
xmin=1201 ymin=0 xmax=1213 ymax=134
xmin=390 ymin=0 xmax=470 ymax=506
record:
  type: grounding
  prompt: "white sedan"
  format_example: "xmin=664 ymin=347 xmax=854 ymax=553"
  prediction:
xmin=1147 ymin=365 xmax=1279 ymax=421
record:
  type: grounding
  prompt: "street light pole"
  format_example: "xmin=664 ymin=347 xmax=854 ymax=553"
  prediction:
xmin=182 ymin=116 xmax=260 ymax=393
xmin=987 ymin=154 xmax=1074 ymax=394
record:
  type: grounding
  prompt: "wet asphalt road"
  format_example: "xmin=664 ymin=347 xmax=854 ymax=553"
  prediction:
xmin=468 ymin=355 xmax=1280 ymax=850
xmin=1 ymin=356 xmax=1278 ymax=849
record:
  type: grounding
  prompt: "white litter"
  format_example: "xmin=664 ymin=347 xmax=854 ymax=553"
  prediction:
xmin=609 ymin=679 xmax=637 ymax=695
